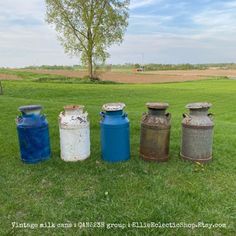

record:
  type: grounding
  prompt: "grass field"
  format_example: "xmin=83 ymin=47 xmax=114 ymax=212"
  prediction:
xmin=0 ymin=78 xmax=236 ymax=235
xmin=0 ymin=67 xmax=233 ymax=84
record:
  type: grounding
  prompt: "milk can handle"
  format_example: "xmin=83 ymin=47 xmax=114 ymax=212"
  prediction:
xmin=58 ymin=112 xmax=63 ymax=121
xmin=166 ymin=113 xmax=171 ymax=120
xmin=122 ymin=112 xmax=128 ymax=118
xmin=41 ymin=114 xmax=47 ymax=120
xmin=183 ymin=113 xmax=190 ymax=118
xmin=16 ymin=116 xmax=22 ymax=124
xmin=100 ymin=112 xmax=105 ymax=117
xmin=208 ymin=113 xmax=214 ymax=120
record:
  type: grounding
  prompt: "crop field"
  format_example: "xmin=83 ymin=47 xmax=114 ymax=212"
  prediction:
xmin=0 ymin=75 xmax=236 ymax=235
xmin=18 ymin=68 xmax=236 ymax=83
xmin=2 ymin=68 xmax=236 ymax=83
xmin=0 ymin=73 xmax=20 ymax=80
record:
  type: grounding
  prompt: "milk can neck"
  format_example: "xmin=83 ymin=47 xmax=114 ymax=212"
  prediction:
xmin=106 ymin=110 xmax=123 ymax=116
xmin=190 ymin=108 xmax=208 ymax=116
xmin=65 ymin=109 xmax=83 ymax=116
xmin=148 ymin=108 xmax=166 ymax=116
xmin=21 ymin=109 xmax=41 ymax=117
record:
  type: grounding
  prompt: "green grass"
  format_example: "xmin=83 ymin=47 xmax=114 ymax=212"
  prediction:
xmin=0 ymin=79 xmax=236 ymax=236
xmin=0 ymin=69 xmax=117 ymax=84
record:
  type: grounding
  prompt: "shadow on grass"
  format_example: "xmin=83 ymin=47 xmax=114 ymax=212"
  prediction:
xmin=34 ymin=76 xmax=119 ymax=84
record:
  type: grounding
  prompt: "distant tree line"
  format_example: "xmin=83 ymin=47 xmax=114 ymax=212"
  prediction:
xmin=21 ymin=63 xmax=236 ymax=71
xmin=24 ymin=65 xmax=83 ymax=70
xmin=143 ymin=64 xmax=206 ymax=71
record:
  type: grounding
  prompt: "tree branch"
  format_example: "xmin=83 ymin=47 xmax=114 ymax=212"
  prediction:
xmin=58 ymin=20 xmax=88 ymax=52
xmin=92 ymin=0 xmax=109 ymax=41
xmin=54 ymin=0 xmax=88 ymax=41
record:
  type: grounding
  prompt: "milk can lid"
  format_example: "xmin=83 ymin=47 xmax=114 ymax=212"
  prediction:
xmin=186 ymin=102 xmax=212 ymax=109
xmin=18 ymin=105 xmax=42 ymax=113
xmin=146 ymin=102 xmax=169 ymax=109
xmin=102 ymin=103 xmax=126 ymax=111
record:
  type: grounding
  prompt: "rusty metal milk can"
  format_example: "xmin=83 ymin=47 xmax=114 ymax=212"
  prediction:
xmin=140 ymin=103 xmax=171 ymax=162
xmin=181 ymin=102 xmax=214 ymax=163
xmin=59 ymin=105 xmax=90 ymax=162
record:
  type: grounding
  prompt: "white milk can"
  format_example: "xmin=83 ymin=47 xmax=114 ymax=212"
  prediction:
xmin=59 ymin=105 xmax=90 ymax=161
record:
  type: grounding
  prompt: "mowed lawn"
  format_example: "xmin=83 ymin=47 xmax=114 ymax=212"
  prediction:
xmin=0 ymin=79 xmax=235 ymax=235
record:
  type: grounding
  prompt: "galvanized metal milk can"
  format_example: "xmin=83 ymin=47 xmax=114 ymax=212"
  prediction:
xmin=181 ymin=102 xmax=214 ymax=163
xmin=100 ymin=103 xmax=130 ymax=162
xmin=16 ymin=105 xmax=51 ymax=164
xmin=140 ymin=103 xmax=171 ymax=162
xmin=59 ymin=105 xmax=90 ymax=162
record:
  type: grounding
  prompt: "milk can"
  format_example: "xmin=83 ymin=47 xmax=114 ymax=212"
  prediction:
xmin=140 ymin=103 xmax=171 ymax=162
xmin=181 ymin=102 xmax=214 ymax=163
xmin=16 ymin=105 xmax=51 ymax=164
xmin=59 ymin=105 xmax=90 ymax=162
xmin=100 ymin=103 xmax=130 ymax=162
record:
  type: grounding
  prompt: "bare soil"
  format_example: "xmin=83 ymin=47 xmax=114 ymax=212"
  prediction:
xmin=0 ymin=74 xmax=21 ymax=80
xmin=16 ymin=68 xmax=236 ymax=83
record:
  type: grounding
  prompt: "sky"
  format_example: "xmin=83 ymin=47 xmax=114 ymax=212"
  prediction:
xmin=1 ymin=0 xmax=236 ymax=67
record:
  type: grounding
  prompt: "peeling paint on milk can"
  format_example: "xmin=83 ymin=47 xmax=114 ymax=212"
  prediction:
xmin=140 ymin=103 xmax=171 ymax=162
xmin=181 ymin=102 xmax=214 ymax=163
xmin=16 ymin=105 xmax=51 ymax=164
xmin=100 ymin=103 xmax=130 ymax=162
xmin=59 ymin=105 xmax=90 ymax=161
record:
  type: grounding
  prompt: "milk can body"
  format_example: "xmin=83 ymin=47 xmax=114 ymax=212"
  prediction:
xmin=59 ymin=105 xmax=90 ymax=162
xmin=100 ymin=103 xmax=130 ymax=162
xmin=16 ymin=105 xmax=51 ymax=164
xmin=140 ymin=103 xmax=171 ymax=162
xmin=181 ymin=102 xmax=214 ymax=163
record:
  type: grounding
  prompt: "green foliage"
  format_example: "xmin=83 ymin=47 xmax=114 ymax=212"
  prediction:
xmin=45 ymin=0 xmax=130 ymax=78
xmin=0 ymin=79 xmax=235 ymax=235
xmin=23 ymin=65 xmax=83 ymax=70
xmin=134 ymin=63 xmax=141 ymax=68
xmin=3 ymin=63 xmax=236 ymax=73
xmin=103 ymin=63 xmax=236 ymax=71
xmin=144 ymin=63 xmax=206 ymax=71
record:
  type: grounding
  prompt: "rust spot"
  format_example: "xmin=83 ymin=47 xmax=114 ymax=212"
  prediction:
xmin=140 ymin=104 xmax=171 ymax=162
xmin=64 ymin=105 xmax=84 ymax=111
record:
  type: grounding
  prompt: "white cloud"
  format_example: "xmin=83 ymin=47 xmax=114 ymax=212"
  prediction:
xmin=1 ymin=0 xmax=236 ymax=67
xmin=0 ymin=0 xmax=80 ymax=67
xmin=193 ymin=9 xmax=236 ymax=28
xmin=221 ymin=1 xmax=236 ymax=8
xmin=108 ymin=34 xmax=236 ymax=64
xmin=0 ymin=24 xmax=79 ymax=67
xmin=0 ymin=1 xmax=44 ymax=24
xmin=130 ymin=0 xmax=160 ymax=9
xmin=190 ymin=2 xmax=236 ymax=41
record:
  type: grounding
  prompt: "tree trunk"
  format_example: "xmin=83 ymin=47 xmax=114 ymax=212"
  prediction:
xmin=87 ymin=52 xmax=99 ymax=81
xmin=87 ymin=29 xmax=99 ymax=81
xmin=0 ymin=81 xmax=3 ymax=95
xmin=88 ymin=54 xmax=94 ymax=80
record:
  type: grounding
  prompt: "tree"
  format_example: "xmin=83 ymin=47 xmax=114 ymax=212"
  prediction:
xmin=45 ymin=0 xmax=130 ymax=80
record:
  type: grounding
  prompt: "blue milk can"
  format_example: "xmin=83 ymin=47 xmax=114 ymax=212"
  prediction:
xmin=16 ymin=105 xmax=51 ymax=164
xmin=100 ymin=103 xmax=130 ymax=162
